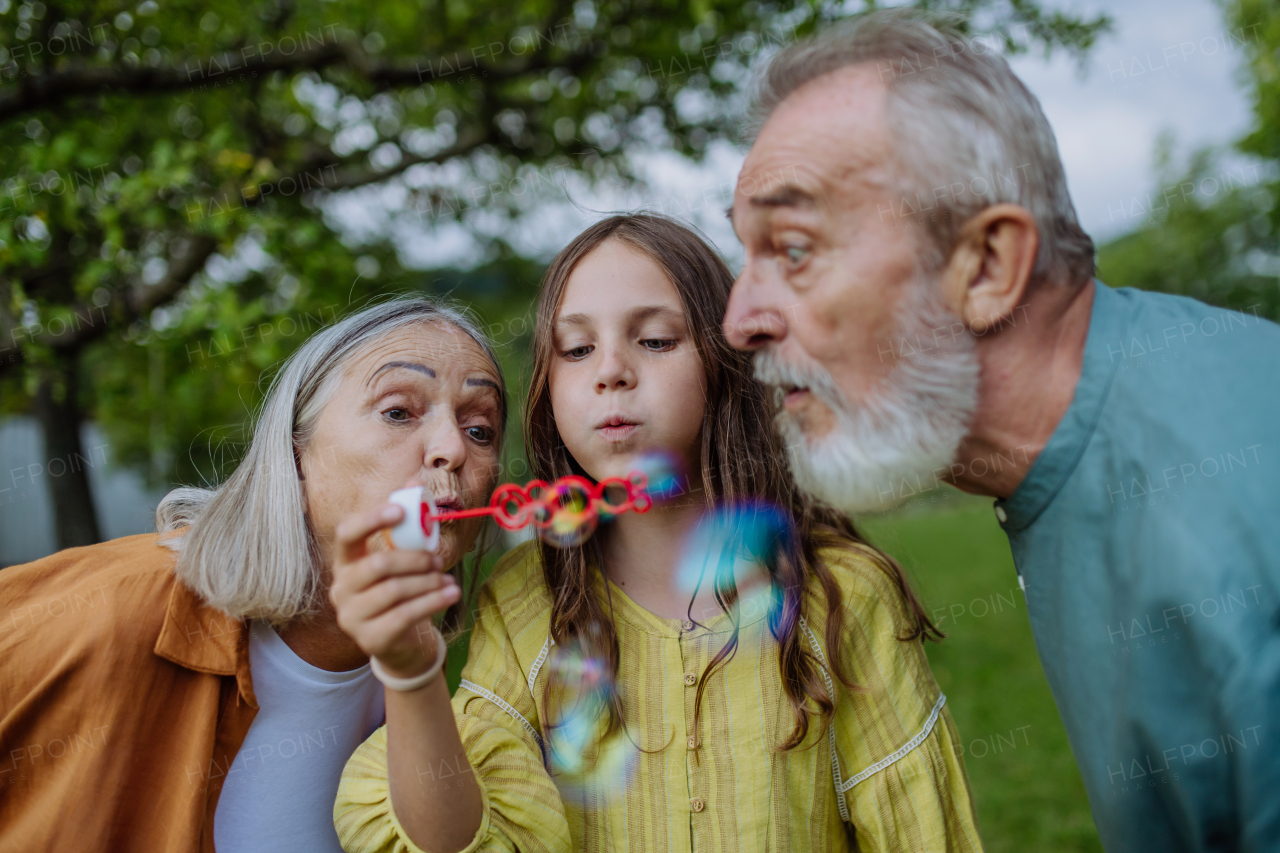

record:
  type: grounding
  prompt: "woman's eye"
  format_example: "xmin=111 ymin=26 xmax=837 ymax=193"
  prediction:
xmin=564 ymin=345 xmax=593 ymax=360
xmin=384 ymin=408 xmax=410 ymax=422
xmin=642 ymin=338 xmax=676 ymax=352
xmin=465 ymin=425 xmax=493 ymax=444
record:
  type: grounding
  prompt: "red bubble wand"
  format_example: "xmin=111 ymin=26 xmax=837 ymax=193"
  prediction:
xmin=387 ymin=473 xmax=653 ymax=550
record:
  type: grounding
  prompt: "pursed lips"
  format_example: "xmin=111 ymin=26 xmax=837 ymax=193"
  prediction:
xmin=783 ymin=387 xmax=812 ymax=411
xmin=595 ymin=415 xmax=640 ymax=441
xmin=429 ymin=493 xmax=464 ymax=513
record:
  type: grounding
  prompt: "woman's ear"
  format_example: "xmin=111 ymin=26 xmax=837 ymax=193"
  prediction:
xmin=941 ymin=204 xmax=1039 ymax=333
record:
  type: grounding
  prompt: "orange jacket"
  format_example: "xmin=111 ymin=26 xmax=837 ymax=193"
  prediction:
xmin=0 ymin=533 xmax=256 ymax=852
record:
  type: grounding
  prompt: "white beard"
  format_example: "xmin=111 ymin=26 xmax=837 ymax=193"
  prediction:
xmin=755 ymin=282 xmax=980 ymax=513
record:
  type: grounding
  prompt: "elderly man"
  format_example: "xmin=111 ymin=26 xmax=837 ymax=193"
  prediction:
xmin=725 ymin=10 xmax=1280 ymax=853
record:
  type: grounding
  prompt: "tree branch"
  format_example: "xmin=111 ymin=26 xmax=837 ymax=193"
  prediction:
xmin=0 ymin=40 xmax=348 ymax=122
xmin=0 ymin=25 xmax=597 ymax=122
xmin=11 ymin=233 xmax=219 ymax=356
xmin=322 ymin=128 xmax=493 ymax=192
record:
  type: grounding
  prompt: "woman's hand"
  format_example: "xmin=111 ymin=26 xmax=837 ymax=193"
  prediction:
xmin=330 ymin=503 xmax=461 ymax=678
xmin=332 ymin=503 xmax=485 ymax=852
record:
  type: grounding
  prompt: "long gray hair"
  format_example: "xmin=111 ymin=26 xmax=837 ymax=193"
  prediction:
xmin=156 ymin=297 xmax=507 ymax=624
xmin=747 ymin=8 xmax=1095 ymax=287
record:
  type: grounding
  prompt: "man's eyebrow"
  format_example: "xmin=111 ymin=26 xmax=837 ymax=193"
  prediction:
xmin=370 ymin=361 xmax=436 ymax=383
xmin=749 ymin=185 xmax=818 ymax=210
xmin=466 ymin=377 xmax=500 ymax=392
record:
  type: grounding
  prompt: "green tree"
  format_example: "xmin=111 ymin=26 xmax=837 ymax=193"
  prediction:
xmin=0 ymin=0 xmax=1109 ymax=547
xmin=1097 ymin=3 xmax=1280 ymax=323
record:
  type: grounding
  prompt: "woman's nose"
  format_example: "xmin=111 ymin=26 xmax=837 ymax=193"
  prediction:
xmin=425 ymin=418 xmax=467 ymax=471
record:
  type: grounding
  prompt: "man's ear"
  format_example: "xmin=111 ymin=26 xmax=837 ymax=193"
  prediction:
xmin=940 ymin=204 xmax=1039 ymax=332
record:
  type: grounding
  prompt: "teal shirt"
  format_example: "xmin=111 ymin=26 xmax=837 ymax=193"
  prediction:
xmin=995 ymin=282 xmax=1280 ymax=852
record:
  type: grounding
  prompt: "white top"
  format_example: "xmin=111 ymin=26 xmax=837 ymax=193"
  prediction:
xmin=213 ymin=621 xmax=385 ymax=853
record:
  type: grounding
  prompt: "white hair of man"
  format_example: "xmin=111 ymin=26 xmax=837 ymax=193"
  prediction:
xmin=747 ymin=8 xmax=1094 ymax=285
xmin=155 ymin=297 xmax=506 ymax=623
xmin=746 ymin=10 xmax=1094 ymax=512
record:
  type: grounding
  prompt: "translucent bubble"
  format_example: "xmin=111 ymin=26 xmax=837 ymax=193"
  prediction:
xmin=631 ymin=449 xmax=687 ymax=503
xmin=536 ymin=478 xmax=599 ymax=548
xmin=676 ymin=500 xmax=793 ymax=597
xmin=545 ymin=641 xmax=640 ymax=798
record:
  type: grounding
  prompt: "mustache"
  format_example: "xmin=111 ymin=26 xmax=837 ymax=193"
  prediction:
xmin=752 ymin=348 xmax=848 ymax=413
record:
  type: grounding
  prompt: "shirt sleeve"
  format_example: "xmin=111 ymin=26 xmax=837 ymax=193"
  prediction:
xmin=842 ymin=708 xmax=984 ymax=853
xmin=823 ymin=545 xmax=986 ymax=853
xmin=334 ymin=581 xmax=571 ymax=853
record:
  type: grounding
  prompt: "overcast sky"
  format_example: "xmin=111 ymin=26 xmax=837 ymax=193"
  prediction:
xmin=353 ymin=0 xmax=1256 ymax=271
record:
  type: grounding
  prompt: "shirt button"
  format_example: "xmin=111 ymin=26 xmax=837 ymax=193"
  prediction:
xmin=684 ymin=673 xmax=697 ymax=686
xmin=682 ymin=620 xmax=694 ymax=631
xmin=687 ymin=736 xmax=698 ymax=749
xmin=994 ymin=505 xmax=1008 ymax=523
xmin=690 ymin=797 xmax=705 ymax=813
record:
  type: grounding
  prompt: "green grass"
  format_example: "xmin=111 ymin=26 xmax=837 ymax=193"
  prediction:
xmin=859 ymin=491 xmax=1103 ymax=852
xmin=444 ymin=493 xmax=1103 ymax=851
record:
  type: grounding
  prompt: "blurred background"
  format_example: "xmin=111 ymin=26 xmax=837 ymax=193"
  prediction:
xmin=3 ymin=0 xmax=1278 ymax=847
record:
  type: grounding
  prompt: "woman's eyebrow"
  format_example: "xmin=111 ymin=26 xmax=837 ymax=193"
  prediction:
xmin=466 ymin=377 xmax=500 ymax=392
xmin=369 ymin=361 xmax=436 ymax=384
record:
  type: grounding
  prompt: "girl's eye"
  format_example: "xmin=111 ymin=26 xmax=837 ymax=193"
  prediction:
xmin=384 ymin=408 xmax=410 ymax=422
xmin=642 ymin=338 xmax=676 ymax=352
xmin=784 ymin=245 xmax=809 ymax=266
xmin=564 ymin=345 xmax=593 ymax=360
xmin=465 ymin=425 xmax=493 ymax=444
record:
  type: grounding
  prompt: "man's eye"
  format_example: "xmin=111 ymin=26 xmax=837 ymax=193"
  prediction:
xmin=384 ymin=408 xmax=410 ymax=421
xmin=465 ymin=426 xmax=493 ymax=444
xmin=784 ymin=245 xmax=809 ymax=265
xmin=642 ymin=338 xmax=676 ymax=352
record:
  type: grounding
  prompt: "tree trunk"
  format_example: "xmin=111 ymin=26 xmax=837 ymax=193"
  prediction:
xmin=33 ymin=356 xmax=102 ymax=549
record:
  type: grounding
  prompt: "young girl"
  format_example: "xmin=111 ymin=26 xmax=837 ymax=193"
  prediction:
xmin=331 ymin=214 xmax=983 ymax=852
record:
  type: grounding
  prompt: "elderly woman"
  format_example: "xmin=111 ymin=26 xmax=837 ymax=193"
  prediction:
xmin=0 ymin=299 xmax=506 ymax=853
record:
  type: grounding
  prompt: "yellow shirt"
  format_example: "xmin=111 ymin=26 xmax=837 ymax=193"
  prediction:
xmin=335 ymin=540 xmax=984 ymax=853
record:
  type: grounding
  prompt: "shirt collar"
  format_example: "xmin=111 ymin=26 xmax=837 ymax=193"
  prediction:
xmin=153 ymin=569 xmax=257 ymax=709
xmin=995 ymin=280 xmax=1129 ymax=533
xmin=597 ymin=573 xmax=773 ymax=638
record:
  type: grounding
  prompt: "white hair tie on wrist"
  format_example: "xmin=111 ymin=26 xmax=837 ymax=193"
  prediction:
xmin=370 ymin=624 xmax=448 ymax=692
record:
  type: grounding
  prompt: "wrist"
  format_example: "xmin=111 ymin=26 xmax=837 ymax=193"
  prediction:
xmin=379 ymin=648 xmax=437 ymax=680
xmin=371 ymin=626 xmax=448 ymax=692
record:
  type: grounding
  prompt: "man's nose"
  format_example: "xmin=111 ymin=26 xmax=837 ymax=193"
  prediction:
xmin=724 ymin=272 xmax=787 ymax=351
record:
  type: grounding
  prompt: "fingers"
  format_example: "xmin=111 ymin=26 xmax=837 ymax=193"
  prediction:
xmin=336 ymin=503 xmax=404 ymax=565
xmin=362 ymin=588 xmax=462 ymax=656
xmin=340 ymin=570 xmax=458 ymax=627
xmin=335 ymin=550 xmax=447 ymax=604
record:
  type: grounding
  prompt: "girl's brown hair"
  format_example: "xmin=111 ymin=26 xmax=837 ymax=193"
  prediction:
xmin=526 ymin=213 xmax=941 ymax=750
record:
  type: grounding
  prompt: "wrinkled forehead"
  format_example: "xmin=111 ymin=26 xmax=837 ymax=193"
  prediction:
xmin=738 ymin=65 xmax=898 ymax=209
xmin=346 ymin=321 xmax=502 ymax=387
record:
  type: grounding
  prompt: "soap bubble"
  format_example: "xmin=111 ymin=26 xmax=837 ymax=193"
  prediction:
xmin=676 ymin=500 xmax=793 ymax=598
xmin=535 ymin=478 xmax=599 ymax=548
xmin=630 ymin=449 xmax=687 ymax=503
xmin=545 ymin=640 xmax=640 ymax=799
